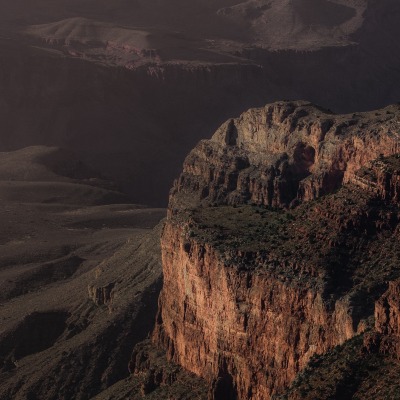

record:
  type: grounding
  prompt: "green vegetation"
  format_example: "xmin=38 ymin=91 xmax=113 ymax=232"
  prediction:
xmin=182 ymin=184 xmax=400 ymax=307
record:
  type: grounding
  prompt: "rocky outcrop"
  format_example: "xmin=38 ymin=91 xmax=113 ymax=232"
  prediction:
xmin=349 ymin=154 xmax=400 ymax=203
xmin=154 ymin=221 xmax=365 ymax=399
xmin=153 ymin=101 xmax=400 ymax=399
xmin=128 ymin=340 xmax=208 ymax=399
xmin=365 ymin=279 xmax=400 ymax=360
xmin=170 ymin=101 xmax=400 ymax=211
xmin=376 ymin=280 xmax=400 ymax=340
xmin=5 ymin=15 xmax=400 ymax=208
xmin=284 ymin=278 xmax=400 ymax=399
xmin=88 ymin=282 xmax=115 ymax=306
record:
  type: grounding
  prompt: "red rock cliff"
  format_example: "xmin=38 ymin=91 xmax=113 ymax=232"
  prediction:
xmin=153 ymin=101 xmax=400 ymax=399
xmin=170 ymin=101 xmax=400 ymax=210
xmin=371 ymin=279 xmax=400 ymax=359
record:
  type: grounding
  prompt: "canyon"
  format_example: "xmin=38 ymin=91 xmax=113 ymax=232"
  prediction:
xmin=1 ymin=0 xmax=400 ymax=206
xmin=2 ymin=107 xmax=400 ymax=400
xmin=148 ymin=101 xmax=400 ymax=399
xmin=0 ymin=146 xmax=165 ymax=399
xmin=1 ymin=1 xmax=400 ymax=399
xmin=2 ymin=103 xmax=400 ymax=400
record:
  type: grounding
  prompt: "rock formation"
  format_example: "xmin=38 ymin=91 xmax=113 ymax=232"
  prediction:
xmin=88 ymin=281 xmax=115 ymax=307
xmin=280 ymin=276 xmax=400 ymax=399
xmin=151 ymin=101 xmax=400 ymax=399
xmin=367 ymin=279 xmax=400 ymax=360
xmin=170 ymin=101 xmax=400 ymax=211
xmin=0 ymin=146 xmax=166 ymax=400
xmin=376 ymin=280 xmax=400 ymax=342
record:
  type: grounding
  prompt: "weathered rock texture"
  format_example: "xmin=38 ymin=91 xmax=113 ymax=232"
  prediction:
xmin=279 ymin=279 xmax=400 ymax=400
xmin=170 ymin=101 xmax=400 ymax=211
xmin=92 ymin=339 xmax=209 ymax=399
xmin=376 ymin=280 xmax=400 ymax=340
xmin=153 ymin=101 xmax=400 ymax=399
xmin=88 ymin=281 xmax=115 ymax=306
xmin=367 ymin=279 xmax=400 ymax=361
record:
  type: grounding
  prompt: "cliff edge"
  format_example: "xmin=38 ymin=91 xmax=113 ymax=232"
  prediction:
xmin=144 ymin=101 xmax=400 ymax=399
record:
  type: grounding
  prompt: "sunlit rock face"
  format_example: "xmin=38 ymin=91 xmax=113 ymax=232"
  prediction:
xmin=153 ymin=101 xmax=400 ymax=399
xmin=169 ymin=101 xmax=400 ymax=210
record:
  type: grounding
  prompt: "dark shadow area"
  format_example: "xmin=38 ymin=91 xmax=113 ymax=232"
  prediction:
xmin=292 ymin=0 xmax=356 ymax=27
xmin=0 ymin=311 xmax=69 ymax=370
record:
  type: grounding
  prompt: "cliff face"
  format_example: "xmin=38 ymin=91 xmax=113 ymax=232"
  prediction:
xmin=376 ymin=280 xmax=400 ymax=340
xmin=171 ymin=101 xmax=400 ymax=211
xmin=371 ymin=279 xmax=400 ymax=360
xmin=278 ymin=275 xmax=400 ymax=400
xmin=153 ymin=102 xmax=400 ymax=399
xmin=154 ymin=221 xmax=363 ymax=399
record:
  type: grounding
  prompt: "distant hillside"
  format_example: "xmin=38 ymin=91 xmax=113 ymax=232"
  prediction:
xmin=0 ymin=145 xmax=165 ymax=399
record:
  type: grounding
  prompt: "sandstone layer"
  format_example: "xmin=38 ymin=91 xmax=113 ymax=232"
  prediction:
xmin=153 ymin=101 xmax=400 ymax=399
xmin=170 ymin=101 xmax=400 ymax=211
xmin=368 ymin=279 xmax=400 ymax=360
xmin=280 ymin=278 xmax=400 ymax=399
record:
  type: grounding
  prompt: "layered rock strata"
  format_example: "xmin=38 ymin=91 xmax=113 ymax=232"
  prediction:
xmin=376 ymin=280 xmax=400 ymax=341
xmin=279 ymin=278 xmax=400 ymax=399
xmin=170 ymin=101 xmax=400 ymax=211
xmin=368 ymin=279 xmax=400 ymax=359
xmin=153 ymin=101 xmax=400 ymax=399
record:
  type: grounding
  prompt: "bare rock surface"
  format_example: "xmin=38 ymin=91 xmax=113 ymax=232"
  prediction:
xmin=152 ymin=102 xmax=400 ymax=399
xmin=91 ymin=339 xmax=208 ymax=400
xmin=171 ymin=101 xmax=400 ymax=210
xmin=279 ymin=276 xmax=400 ymax=399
